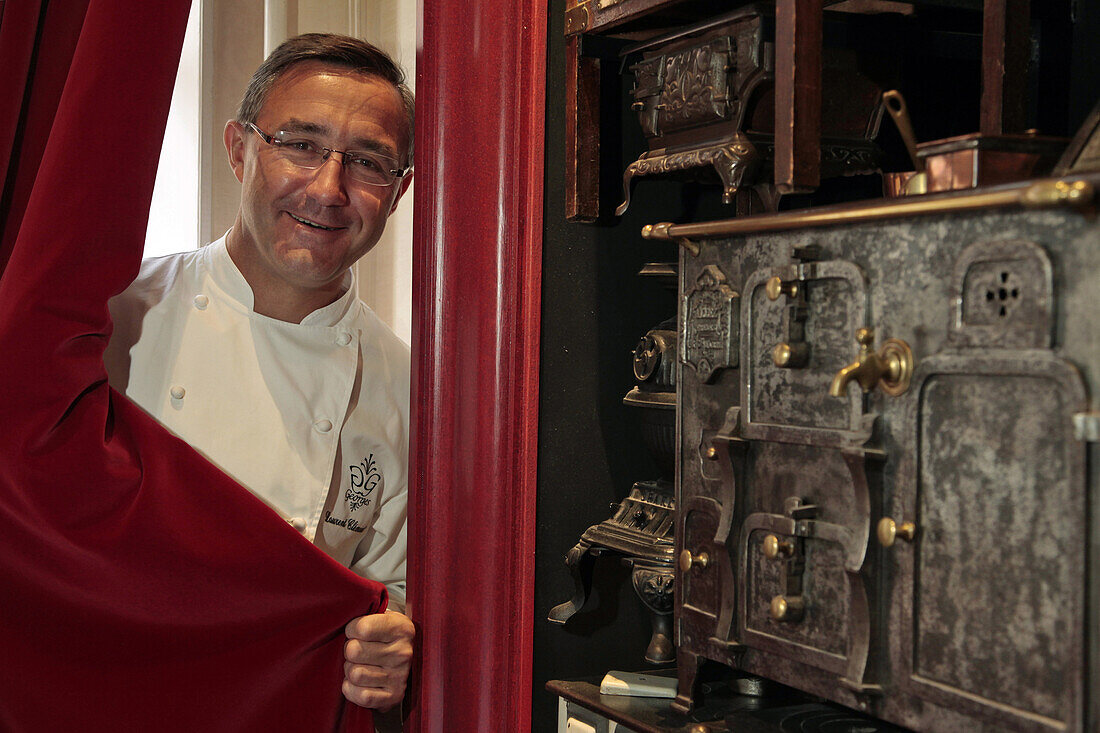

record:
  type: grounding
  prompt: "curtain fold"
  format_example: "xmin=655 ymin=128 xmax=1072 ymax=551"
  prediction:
xmin=0 ymin=2 xmax=379 ymax=730
xmin=0 ymin=0 xmax=89 ymax=272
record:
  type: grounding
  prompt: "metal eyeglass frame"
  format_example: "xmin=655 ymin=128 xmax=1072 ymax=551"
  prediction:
xmin=246 ymin=121 xmax=411 ymax=186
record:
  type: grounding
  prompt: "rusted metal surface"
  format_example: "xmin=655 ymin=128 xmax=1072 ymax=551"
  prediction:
xmin=895 ymin=353 xmax=1085 ymax=728
xmin=673 ymin=176 xmax=1100 ymax=730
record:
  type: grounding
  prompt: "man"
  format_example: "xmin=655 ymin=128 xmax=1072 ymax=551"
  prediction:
xmin=104 ymin=33 xmax=414 ymax=713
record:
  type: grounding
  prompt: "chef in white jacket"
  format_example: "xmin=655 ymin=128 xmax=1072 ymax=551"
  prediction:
xmin=105 ymin=33 xmax=415 ymax=713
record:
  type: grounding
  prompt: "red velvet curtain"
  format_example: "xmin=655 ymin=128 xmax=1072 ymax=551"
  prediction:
xmin=0 ymin=0 xmax=89 ymax=270
xmin=0 ymin=2 xmax=382 ymax=730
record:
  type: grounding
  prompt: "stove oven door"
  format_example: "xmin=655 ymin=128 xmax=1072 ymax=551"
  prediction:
xmin=730 ymin=257 xmax=887 ymax=694
xmin=678 ymin=495 xmax=730 ymax=641
xmin=882 ymin=237 xmax=1090 ymax=732
xmin=888 ymin=351 xmax=1087 ymax=732
xmin=740 ymin=259 xmax=872 ymax=444
xmin=736 ymin=440 xmax=880 ymax=695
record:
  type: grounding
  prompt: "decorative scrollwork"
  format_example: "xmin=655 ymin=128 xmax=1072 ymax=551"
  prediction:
xmin=628 ymin=141 xmax=755 ymax=179
xmin=633 ymin=568 xmax=675 ymax=614
xmin=658 ymin=39 xmax=735 ymax=132
xmin=821 ymin=143 xmax=879 ymax=172
xmin=563 ymin=541 xmax=590 ymax=569
xmin=683 ymin=265 xmax=739 ymax=382
xmin=618 ymin=139 xmax=761 ymax=215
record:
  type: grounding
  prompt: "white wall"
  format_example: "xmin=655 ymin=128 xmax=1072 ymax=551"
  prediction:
xmin=144 ymin=1 xmax=202 ymax=258
xmin=352 ymin=0 xmax=416 ymax=346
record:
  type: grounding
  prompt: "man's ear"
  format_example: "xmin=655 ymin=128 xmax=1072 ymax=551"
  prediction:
xmin=224 ymin=120 xmax=247 ymax=183
xmin=389 ymin=171 xmax=414 ymax=215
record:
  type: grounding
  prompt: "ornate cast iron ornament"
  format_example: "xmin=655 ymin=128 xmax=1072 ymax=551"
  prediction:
xmin=682 ymin=264 xmax=739 ymax=383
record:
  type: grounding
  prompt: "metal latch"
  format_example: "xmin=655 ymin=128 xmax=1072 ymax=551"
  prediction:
xmin=564 ymin=2 xmax=590 ymax=35
xmin=1073 ymin=412 xmax=1100 ymax=442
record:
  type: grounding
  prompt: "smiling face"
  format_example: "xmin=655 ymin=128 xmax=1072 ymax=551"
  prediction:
xmin=223 ymin=61 xmax=412 ymax=321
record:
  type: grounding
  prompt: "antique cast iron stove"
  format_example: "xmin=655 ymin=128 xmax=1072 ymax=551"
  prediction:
xmin=549 ymin=266 xmax=680 ymax=664
xmin=645 ymin=173 xmax=1100 ymax=732
xmin=616 ymin=6 xmax=890 ymax=215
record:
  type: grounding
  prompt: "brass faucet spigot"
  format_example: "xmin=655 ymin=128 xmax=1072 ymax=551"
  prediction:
xmin=829 ymin=328 xmax=913 ymax=397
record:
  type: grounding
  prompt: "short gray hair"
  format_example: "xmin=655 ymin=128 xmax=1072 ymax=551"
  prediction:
xmin=236 ymin=33 xmax=414 ymax=165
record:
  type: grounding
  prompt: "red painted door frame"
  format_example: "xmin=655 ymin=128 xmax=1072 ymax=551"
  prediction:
xmin=408 ymin=0 xmax=547 ymax=729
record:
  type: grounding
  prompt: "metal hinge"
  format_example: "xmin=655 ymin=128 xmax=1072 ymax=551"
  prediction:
xmin=564 ymin=2 xmax=590 ymax=35
xmin=1073 ymin=412 xmax=1100 ymax=441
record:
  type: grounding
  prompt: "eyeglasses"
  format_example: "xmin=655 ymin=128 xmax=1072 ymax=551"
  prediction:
xmin=246 ymin=122 xmax=410 ymax=187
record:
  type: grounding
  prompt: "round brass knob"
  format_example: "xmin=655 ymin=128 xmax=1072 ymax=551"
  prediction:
xmin=762 ymin=534 xmax=794 ymax=560
xmin=705 ymin=445 xmax=719 ymax=461
xmin=877 ymin=517 xmax=917 ymax=547
xmin=679 ymin=549 xmax=710 ymax=573
xmin=772 ymin=342 xmax=809 ymax=368
xmin=770 ymin=594 xmax=805 ymax=622
xmin=765 ymin=276 xmax=798 ymax=301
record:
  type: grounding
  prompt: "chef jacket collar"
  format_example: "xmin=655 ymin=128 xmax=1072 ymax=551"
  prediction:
xmin=206 ymin=232 xmax=358 ymax=328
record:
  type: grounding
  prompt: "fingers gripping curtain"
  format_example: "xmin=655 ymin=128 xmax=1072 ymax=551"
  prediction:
xmin=0 ymin=2 xmax=382 ymax=730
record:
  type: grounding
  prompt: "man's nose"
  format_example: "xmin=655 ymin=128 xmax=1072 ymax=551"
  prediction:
xmin=304 ymin=153 xmax=349 ymax=205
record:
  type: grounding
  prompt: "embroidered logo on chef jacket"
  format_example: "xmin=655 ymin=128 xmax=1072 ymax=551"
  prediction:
xmin=346 ymin=454 xmax=382 ymax=511
xmin=323 ymin=454 xmax=383 ymax=533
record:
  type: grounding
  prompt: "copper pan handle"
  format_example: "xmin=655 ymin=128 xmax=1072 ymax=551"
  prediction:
xmin=883 ymin=90 xmax=924 ymax=172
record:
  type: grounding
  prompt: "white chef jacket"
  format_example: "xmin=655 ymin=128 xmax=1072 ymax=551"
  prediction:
xmin=104 ymin=234 xmax=409 ymax=611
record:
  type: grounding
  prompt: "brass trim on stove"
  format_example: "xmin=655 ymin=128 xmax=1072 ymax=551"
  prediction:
xmin=622 ymin=387 xmax=676 ymax=409
xmin=641 ymin=178 xmax=1095 ymax=245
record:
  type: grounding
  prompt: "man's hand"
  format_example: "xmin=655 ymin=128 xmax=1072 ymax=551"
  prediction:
xmin=343 ymin=610 xmax=415 ymax=710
